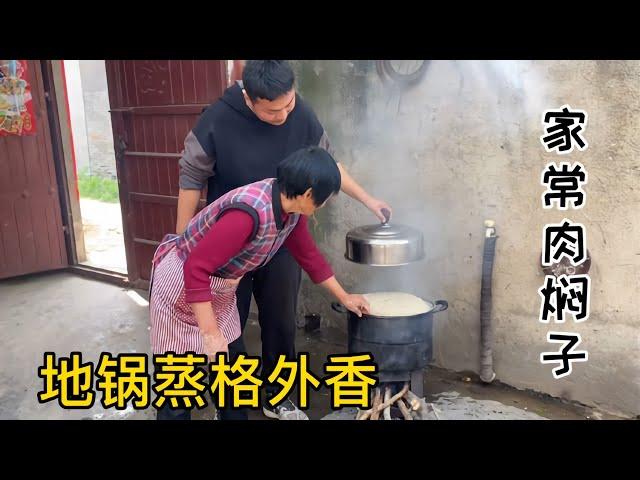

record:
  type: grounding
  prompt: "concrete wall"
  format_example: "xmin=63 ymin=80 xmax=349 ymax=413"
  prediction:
xmin=63 ymin=60 xmax=90 ymax=174
xmin=78 ymin=61 xmax=117 ymax=179
xmin=290 ymin=60 xmax=640 ymax=418
xmin=63 ymin=60 xmax=116 ymax=179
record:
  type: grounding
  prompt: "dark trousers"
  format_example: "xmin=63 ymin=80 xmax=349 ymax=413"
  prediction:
xmin=157 ymin=249 xmax=302 ymax=421
xmin=156 ymin=372 xmax=214 ymax=420
xmin=219 ymin=249 xmax=302 ymax=420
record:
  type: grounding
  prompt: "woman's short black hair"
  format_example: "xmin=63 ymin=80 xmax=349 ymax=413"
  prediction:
xmin=277 ymin=146 xmax=341 ymax=206
xmin=242 ymin=60 xmax=295 ymax=102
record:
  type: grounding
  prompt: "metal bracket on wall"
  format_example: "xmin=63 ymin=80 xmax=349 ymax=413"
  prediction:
xmin=376 ymin=60 xmax=431 ymax=90
xmin=115 ymin=137 xmax=128 ymax=164
xmin=540 ymin=249 xmax=592 ymax=277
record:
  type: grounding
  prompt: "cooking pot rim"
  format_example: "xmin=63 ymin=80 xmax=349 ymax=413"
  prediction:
xmin=356 ymin=311 xmax=432 ymax=320
xmin=332 ymin=299 xmax=448 ymax=318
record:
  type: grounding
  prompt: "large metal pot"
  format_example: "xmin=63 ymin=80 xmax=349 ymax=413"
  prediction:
xmin=331 ymin=298 xmax=448 ymax=375
xmin=345 ymin=209 xmax=424 ymax=266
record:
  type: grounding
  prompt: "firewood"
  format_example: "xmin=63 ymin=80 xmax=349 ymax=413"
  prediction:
xmin=370 ymin=388 xmax=383 ymax=421
xmin=429 ymin=403 xmax=441 ymax=420
xmin=356 ymin=387 xmax=378 ymax=419
xmin=383 ymin=387 xmax=391 ymax=420
xmin=359 ymin=383 xmax=410 ymax=420
xmin=356 ymin=407 xmax=369 ymax=420
xmin=397 ymin=398 xmax=413 ymax=420
xmin=405 ymin=389 xmax=423 ymax=411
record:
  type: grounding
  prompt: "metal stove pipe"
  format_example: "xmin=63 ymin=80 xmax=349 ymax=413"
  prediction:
xmin=480 ymin=220 xmax=497 ymax=383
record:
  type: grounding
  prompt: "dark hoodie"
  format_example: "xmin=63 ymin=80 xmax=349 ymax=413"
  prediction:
xmin=186 ymin=82 xmax=328 ymax=205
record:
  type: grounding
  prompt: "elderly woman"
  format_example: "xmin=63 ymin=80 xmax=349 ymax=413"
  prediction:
xmin=150 ymin=146 xmax=369 ymax=420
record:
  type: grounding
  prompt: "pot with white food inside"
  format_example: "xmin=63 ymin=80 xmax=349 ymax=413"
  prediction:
xmin=332 ymin=292 xmax=448 ymax=375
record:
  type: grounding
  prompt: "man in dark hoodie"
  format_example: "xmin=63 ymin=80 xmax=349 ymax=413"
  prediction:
xmin=176 ymin=60 xmax=391 ymax=420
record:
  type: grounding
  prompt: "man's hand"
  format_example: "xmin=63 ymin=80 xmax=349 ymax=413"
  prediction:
xmin=176 ymin=189 xmax=202 ymax=234
xmin=336 ymin=163 xmax=392 ymax=223
xmin=365 ymin=198 xmax=393 ymax=223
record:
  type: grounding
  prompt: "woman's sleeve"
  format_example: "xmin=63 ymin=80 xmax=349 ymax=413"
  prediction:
xmin=284 ymin=216 xmax=334 ymax=284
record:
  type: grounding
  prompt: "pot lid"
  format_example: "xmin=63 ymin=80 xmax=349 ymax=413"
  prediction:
xmin=346 ymin=222 xmax=423 ymax=244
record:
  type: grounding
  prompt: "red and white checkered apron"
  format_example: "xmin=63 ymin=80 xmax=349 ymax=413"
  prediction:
xmin=149 ymin=242 xmax=241 ymax=355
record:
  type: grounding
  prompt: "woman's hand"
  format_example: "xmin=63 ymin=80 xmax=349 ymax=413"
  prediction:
xmin=319 ymin=277 xmax=370 ymax=317
xmin=341 ymin=294 xmax=370 ymax=317
xmin=191 ymin=302 xmax=228 ymax=361
xmin=225 ymin=276 xmax=243 ymax=289
xmin=202 ymin=332 xmax=228 ymax=362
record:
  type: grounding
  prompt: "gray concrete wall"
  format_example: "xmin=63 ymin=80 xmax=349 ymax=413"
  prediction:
xmin=290 ymin=60 xmax=640 ymax=418
xmin=78 ymin=61 xmax=117 ymax=179
xmin=63 ymin=60 xmax=90 ymax=174
xmin=64 ymin=60 xmax=116 ymax=179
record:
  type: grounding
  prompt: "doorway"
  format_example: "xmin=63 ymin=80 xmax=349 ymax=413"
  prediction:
xmin=62 ymin=60 xmax=126 ymax=274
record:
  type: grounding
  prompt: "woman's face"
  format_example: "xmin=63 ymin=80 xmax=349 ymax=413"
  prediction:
xmin=298 ymin=189 xmax=332 ymax=216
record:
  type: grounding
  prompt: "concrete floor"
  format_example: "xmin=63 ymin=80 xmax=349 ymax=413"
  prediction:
xmin=79 ymin=198 xmax=127 ymax=274
xmin=0 ymin=271 xmax=623 ymax=420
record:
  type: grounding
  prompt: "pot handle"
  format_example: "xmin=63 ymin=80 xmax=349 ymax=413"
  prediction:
xmin=432 ymin=300 xmax=449 ymax=313
xmin=381 ymin=208 xmax=391 ymax=224
xmin=331 ymin=302 xmax=348 ymax=314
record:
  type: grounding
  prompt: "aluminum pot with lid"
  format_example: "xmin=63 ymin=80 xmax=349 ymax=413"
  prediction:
xmin=345 ymin=208 xmax=424 ymax=266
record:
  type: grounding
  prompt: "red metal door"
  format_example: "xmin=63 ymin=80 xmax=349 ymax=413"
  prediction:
xmin=0 ymin=60 xmax=68 ymax=279
xmin=105 ymin=61 xmax=227 ymax=288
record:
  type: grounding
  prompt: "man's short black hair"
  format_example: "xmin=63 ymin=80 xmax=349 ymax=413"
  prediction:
xmin=277 ymin=147 xmax=341 ymax=206
xmin=242 ymin=60 xmax=295 ymax=102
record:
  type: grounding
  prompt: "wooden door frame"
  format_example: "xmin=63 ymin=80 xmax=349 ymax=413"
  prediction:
xmin=41 ymin=60 xmax=233 ymax=289
xmin=42 ymin=60 xmax=129 ymax=287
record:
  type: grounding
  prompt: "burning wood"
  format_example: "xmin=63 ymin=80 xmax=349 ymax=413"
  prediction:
xmin=357 ymin=382 xmax=439 ymax=420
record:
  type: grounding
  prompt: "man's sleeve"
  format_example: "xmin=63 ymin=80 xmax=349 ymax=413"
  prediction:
xmin=178 ymin=108 xmax=217 ymax=190
xmin=304 ymin=99 xmax=338 ymax=160
xmin=318 ymin=130 xmax=337 ymax=159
